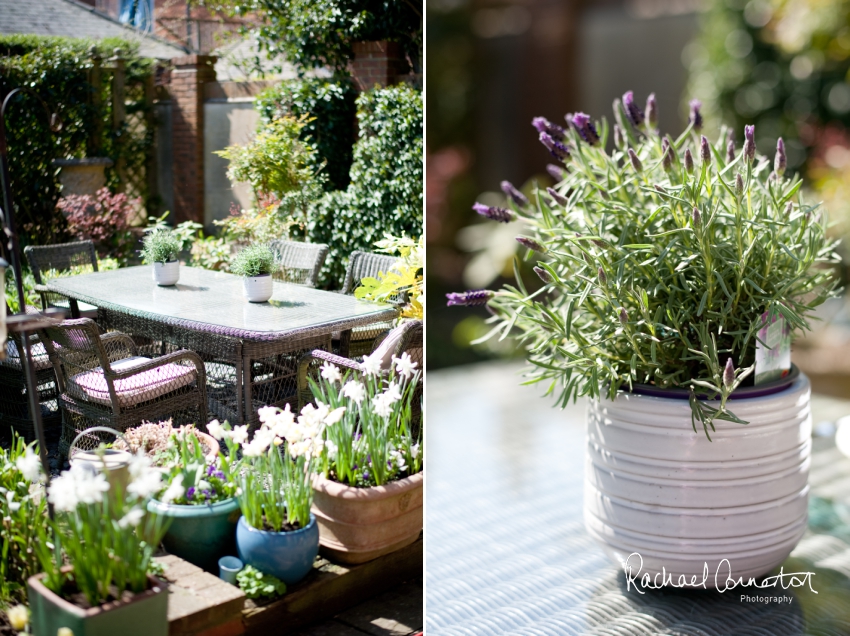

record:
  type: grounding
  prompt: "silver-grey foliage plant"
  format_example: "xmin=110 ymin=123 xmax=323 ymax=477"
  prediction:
xmin=450 ymin=92 xmax=839 ymax=438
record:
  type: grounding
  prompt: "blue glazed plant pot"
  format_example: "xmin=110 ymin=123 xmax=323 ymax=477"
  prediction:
xmin=147 ymin=497 xmax=241 ymax=572
xmin=236 ymin=514 xmax=319 ymax=585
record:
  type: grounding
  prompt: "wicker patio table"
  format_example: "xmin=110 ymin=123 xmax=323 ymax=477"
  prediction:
xmin=427 ymin=362 xmax=850 ymax=635
xmin=47 ymin=266 xmax=397 ymax=426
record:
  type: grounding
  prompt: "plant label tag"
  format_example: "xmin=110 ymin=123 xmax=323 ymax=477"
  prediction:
xmin=754 ymin=310 xmax=791 ymax=384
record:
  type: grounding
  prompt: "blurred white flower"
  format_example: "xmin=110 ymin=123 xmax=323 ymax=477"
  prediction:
xmin=411 ymin=443 xmax=420 ymax=460
xmin=127 ymin=467 xmax=162 ymax=500
xmin=6 ymin=491 xmax=20 ymax=513
xmin=48 ymin=464 xmax=109 ymax=511
xmin=324 ymin=406 xmax=346 ymax=426
xmin=161 ymin=474 xmax=185 ymax=504
xmin=320 ymin=362 xmax=342 ymax=384
xmin=15 ymin=447 xmax=41 ymax=482
xmin=206 ymin=419 xmax=226 ymax=440
xmin=7 ymin=604 xmax=28 ymax=630
xmin=342 ymin=380 xmax=366 ymax=405
xmin=384 ymin=382 xmax=402 ymax=405
xmin=231 ymin=425 xmax=249 ymax=445
xmin=361 ymin=354 xmax=382 ymax=377
xmin=326 ymin=439 xmax=338 ymax=460
xmin=393 ymin=352 xmax=418 ymax=379
xmin=118 ymin=507 xmax=145 ymax=529
xmin=390 ymin=450 xmax=407 ymax=471
xmin=372 ymin=393 xmax=394 ymax=419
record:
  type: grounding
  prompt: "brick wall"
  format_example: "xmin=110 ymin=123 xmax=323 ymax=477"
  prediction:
xmin=349 ymin=41 xmax=403 ymax=92
xmin=169 ymin=54 xmax=216 ymax=224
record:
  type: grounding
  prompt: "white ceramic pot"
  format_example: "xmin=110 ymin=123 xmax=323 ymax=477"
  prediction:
xmin=243 ymin=274 xmax=273 ymax=303
xmin=585 ymin=373 xmax=811 ymax=587
xmin=152 ymin=260 xmax=179 ymax=286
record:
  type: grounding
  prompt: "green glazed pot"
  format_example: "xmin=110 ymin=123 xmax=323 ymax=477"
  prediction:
xmin=27 ymin=573 xmax=167 ymax=636
xmin=147 ymin=497 xmax=241 ymax=572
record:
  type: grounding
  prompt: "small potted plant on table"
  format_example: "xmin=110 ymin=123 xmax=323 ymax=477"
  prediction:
xmin=146 ymin=424 xmax=241 ymax=572
xmin=141 ymin=228 xmax=181 ymax=286
xmin=28 ymin=451 xmax=170 ymax=636
xmin=232 ymin=244 xmax=276 ymax=303
xmin=447 ymin=93 xmax=838 ymax=584
xmin=307 ymin=353 xmax=423 ymax=564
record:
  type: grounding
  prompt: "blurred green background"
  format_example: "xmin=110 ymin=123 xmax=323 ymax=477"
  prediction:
xmin=427 ymin=0 xmax=850 ymax=375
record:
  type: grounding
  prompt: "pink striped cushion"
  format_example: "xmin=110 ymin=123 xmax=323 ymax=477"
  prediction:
xmin=67 ymin=356 xmax=197 ymax=408
xmin=4 ymin=341 xmax=52 ymax=371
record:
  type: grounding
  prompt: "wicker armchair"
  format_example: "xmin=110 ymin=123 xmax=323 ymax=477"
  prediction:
xmin=269 ymin=240 xmax=329 ymax=288
xmin=298 ymin=320 xmax=423 ymax=432
xmin=39 ymin=318 xmax=208 ymax=457
xmin=0 ymin=305 xmax=61 ymax=442
xmin=24 ymin=241 xmax=99 ymax=318
xmin=339 ymin=250 xmax=403 ymax=358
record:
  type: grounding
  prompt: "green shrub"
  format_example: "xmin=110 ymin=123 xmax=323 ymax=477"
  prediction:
xmin=0 ymin=34 xmax=154 ymax=247
xmin=307 ymin=85 xmax=423 ymax=287
xmin=231 ymin=244 xmax=276 ymax=277
xmin=256 ymin=78 xmax=357 ymax=191
xmin=141 ymin=229 xmax=181 ymax=264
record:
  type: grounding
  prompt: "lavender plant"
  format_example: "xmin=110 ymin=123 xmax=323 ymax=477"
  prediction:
xmin=449 ymin=92 xmax=839 ymax=438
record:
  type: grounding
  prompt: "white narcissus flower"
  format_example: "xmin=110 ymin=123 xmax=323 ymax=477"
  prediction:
xmin=326 ymin=439 xmax=338 ymax=460
xmin=161 ymin=474 xmax=185 ymax=504
xmin=7 ymin=604 xmax=28 ymax=630
xmin=372 ymin=393 xmax=394 ymax=419
xmin=320 ymin=361 xmax=342 ymax=384
xmin=16 ymin=446 xmax=41 ymax=482
xmin=231 ymin=425 xmax=249 ymax=446
xmin=258 ymin=406 xmax=279 ymax=426
xmin=58 ymin=628 xmax=73 ymax=636
xmin=383 ymin=382 xmax=402 ymax=405
xmin=411 ymin=443 xmax=420 ymax=460
xmin=206 ymin=419 xmax=226 ymax=440
xmin=118 ymin=507 xmax=145 ymax=529
xmin=324 ymin=406 xmax=346 ymax=426
xmin=361 ymin=354 xmax=382 ymax=377
xmin=342 ymin=380 xmax=366 ymax=405
xmin=47 ymin=470 xmax=79 ymax=512
xmin=393 ymin=352 xmax=418 ymax=379
xmin=5 ymin=491 xmax=20 ymax=513
xmin=128 ymin=467 xmax=163 ymax=499
xmin=73 ymin=466 xmax=110 ymax=506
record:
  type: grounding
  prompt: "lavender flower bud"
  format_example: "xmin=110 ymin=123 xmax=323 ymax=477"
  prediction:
xmin=775 ymin=137 xmax=786 ymax=176
xmin=501 ymin=180 xmax=529 ymax=207
xmin=654 ymin=184 xmax=667 ymax=195
xmin=785 ymin=202 xmax=793 ymax=216
xmin=516 ymin=236 xmax=547 ymax=253
xmin=743 ymin=125 xmax=755 ymax=162
xmin=571 ymin=112 xmax=600 ymax=146
xmin=645 ymin=93 xmax=657 ymax=128
xmin=472 ymin=202 xmax=514 ymax=223
xmin=700 ymin=135 xmax=711 ymax=165
xmin=540 ymin=132 xmax=570 ymax=160
xmin=623 ymin=91 xmax=645 ymax=128
xmin=446 ymin=290 xmax=495 ymax=307
xmin=628 ymin=148 xmax=643 ymax=172
xmin=619 ymin=307 xmax=629 ymax=324
xmin=534 ymin=266 xmax=554 ymax=284
xmin=723 ymin=358 xmax=735 ymax=389
xmin=661 ymin=138 xmax=673 ymax=172
xmin=735 ymin=173 xmax=744 ymax=196
xmin=726 ymin=139 xmax=736 ymax=164
xmin=684 ymin=148 xmax=695 ymax=173
xmin=727 ymin=128 xmax=735 ymax=146
xmin=546 ymin=164 xmax=567 ymax=181
xmin=546 ymin=187 xmax=568 ymax=207
xmin=689 ymin=99 xmax=703 ymax=130
xmin=692 ymin=207 xmax=701 ymax=228
xmin=598 ymin=267 xmax=607 ymax=286
xmin=614 ymin=125 xmax=625 ymax=149
xmin=532 ymin=116 xmax=566 ymax=141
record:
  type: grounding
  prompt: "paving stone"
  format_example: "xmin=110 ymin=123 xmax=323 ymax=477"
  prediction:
xmin=295 ymin=620 xmax=370 ymax=636
xmin=335 ymin=579 xmax=423 ymax=636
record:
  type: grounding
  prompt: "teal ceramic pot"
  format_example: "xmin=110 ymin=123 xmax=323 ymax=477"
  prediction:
xmin=27 ymin=573 xmax=167 ymax=636
xmin=147 ymin=497 xmax=241 ymax=572
xmin=236 ymin=514 xmax=319 ymax=585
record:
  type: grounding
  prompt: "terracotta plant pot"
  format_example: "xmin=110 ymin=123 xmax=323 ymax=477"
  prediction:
xmin=194 ymin=430 xmax=220 ymax=463
xmin=311 ymin=472 xmax=423 ymax=564
xmin=585 ymin=372 xmax=811 ymax=586
xmin=27 ymin=572 xmax=167 ymax=636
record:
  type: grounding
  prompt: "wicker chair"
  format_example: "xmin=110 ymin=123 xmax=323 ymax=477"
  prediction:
xmin=298 ymin=319 xmax=423 ymax=433
xmin=0 ymin=305 xmax=61 ymax=442
xmin=269 ymin=240 xmax=329 ymax=288
xmin=38 ymin=318 xmax=208 ymax=457
xmin=338 ymin=251 xmax=403 ymax=358
xmin=24 ymin=241 xmax=99 ymax=318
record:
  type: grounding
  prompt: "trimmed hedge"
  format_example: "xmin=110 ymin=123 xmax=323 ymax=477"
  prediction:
xmin=256 ymin=77 xmax=357 ymax=191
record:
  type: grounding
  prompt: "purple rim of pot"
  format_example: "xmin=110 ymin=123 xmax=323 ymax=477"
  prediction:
xmin=626 ymin=365 xmax=800 ymax=401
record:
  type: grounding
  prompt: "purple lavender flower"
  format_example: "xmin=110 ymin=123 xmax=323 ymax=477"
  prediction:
xmin=723 ymin=358 xmax=735 ymax=389
xmin=546 ymin=164 xmax=567 ymax=181
xmin=598 ymin=267 xmax=607 ymax=286
xmin=516 ymin=236 xmax=547 ymax=253
xmin=501 ymin=180 xmax=529 ymax=207
xmin=736 ymin=173 xmax=744 ymax=196
xmin=775 ymin=137 xmax=786 ymax=175
xmin=743 ymin=125 xmax=755 ymax=162
xmin=700 ymin=135 xmax=711 ymax=165
xmin=186 ymin=486 xmax=196 ymax=500
xmin=692 ymin=207 xmax=701 ymax=228
xmin=622 ymin=91 xmax=644 ymax=128
xmin=726 ymin=139 xmax=736 ymax=164
xmin=661 ymin=139 xmax=673 ymax=172
xmin=628 ymin=148 xmax=643 ymax=172
xmin=571 ymin=113 xmax=600 ymax=146
xmin=532 ymin=116 xmax=566 ymax=140
xmin=689 ymin=99 xmax=703 ymax=130
xmin=785 ymin=202 xmax=793 ymax=217
xmin=546 ymin=187 xmax=568 ymax=207
xmin=534 ymin=266 xmax=554 ymax=284
xmin=539 ymin=132 xmax=570 ymax=160
xmin=446 ymin=290 xmax=495 ymax=307
xmin=684 ymin=148 xmax=695 ymax=173
xmin=472 ymin=202 xmax=514 ymax=223
xmin=645 ymin=93 xmax=658 ymax=128
xmin=619 ymin=307 xmax=629 ymax=324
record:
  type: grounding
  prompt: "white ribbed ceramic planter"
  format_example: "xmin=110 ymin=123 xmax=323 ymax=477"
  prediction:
xmin=585 ymin=373 xmax=811 ymax=586
xmin=243 ymin=274 xmax=272 ymax=302
xmin=152 ymin=260 xmax=179 ymax=286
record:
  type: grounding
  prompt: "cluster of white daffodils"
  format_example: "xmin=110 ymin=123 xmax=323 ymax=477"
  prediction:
xmin=254 ymin=402 xmax=345 ymax=459
xmin=15 ymin=447 xmax=41 ymax=482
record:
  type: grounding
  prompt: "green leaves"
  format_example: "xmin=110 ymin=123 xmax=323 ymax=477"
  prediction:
xmin=237 ymin=565 xmax=287 ymax=600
